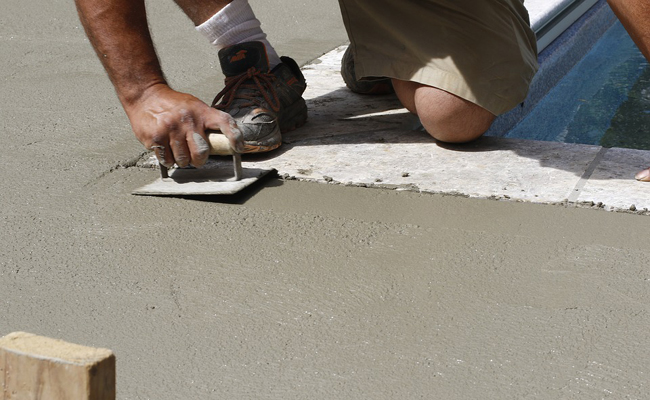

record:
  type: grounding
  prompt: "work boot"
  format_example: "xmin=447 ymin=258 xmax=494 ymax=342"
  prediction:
xmin=340 ymin=46 xmax=394 ymax=95
xmin=212 ymin=41 xmax=308 ymax=153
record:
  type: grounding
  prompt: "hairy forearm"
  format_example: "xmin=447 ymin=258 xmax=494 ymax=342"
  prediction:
xmin=608 ymin=0 xmax=650 ymax=62
xmin=74 ymin=0 xmax=167 ymax=107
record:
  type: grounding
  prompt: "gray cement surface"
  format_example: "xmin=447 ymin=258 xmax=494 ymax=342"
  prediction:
xmin=2 ymin=0 xmax=650 ymax=399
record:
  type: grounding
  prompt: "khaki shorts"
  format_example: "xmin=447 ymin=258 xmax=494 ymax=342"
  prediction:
xmin=337 ymin=0 xmax=539 ymax=115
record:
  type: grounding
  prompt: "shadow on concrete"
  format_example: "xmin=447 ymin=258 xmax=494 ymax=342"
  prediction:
xmin=178 ymin=170 xmax=283 ymax=204
xmin=270 ymin=86 xmax=608 ymax=181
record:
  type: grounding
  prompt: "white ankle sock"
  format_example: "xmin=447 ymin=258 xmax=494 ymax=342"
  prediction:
xmin=196 ymin=0 xmax=281 ymax=68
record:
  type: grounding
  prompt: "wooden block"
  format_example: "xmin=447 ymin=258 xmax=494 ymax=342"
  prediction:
xmin=0 ymin=332 xmax=115 ymax=400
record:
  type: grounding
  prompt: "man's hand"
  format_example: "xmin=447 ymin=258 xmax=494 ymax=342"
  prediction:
xmin=125 ymin=84 xmax=244 ymax=168
xmin=75 ymin=0 xmax=244 ymax=168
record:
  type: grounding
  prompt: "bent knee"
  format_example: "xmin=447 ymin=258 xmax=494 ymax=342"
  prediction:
xmin=420 ymin=109 xmax=495 ymax=143
xmin=417 ymin=95 xmax=495 ymax=143
xmin=393 ymin=79 xmax=496 ymax=143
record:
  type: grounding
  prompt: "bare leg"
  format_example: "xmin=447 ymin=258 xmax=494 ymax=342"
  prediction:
xmin=607 ymin=0 xmax=650 ymax=181
xmin=174 ymin=0 xmax=233 ymax=25
xmin=392 ymin=79 xmax=495 ymax=143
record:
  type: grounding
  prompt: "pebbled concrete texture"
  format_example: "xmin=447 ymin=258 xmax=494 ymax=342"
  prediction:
xmin=2 ymin=1 xmax=650 ymax=400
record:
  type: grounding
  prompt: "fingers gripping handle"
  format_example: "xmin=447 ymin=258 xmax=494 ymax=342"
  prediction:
xmin=207 ymin=133 xmax=236 ymax=156
xmin=158 ymin=132 xmax=242 ymax=181
xmin=209 ymin=132 xmax=242 ymax=180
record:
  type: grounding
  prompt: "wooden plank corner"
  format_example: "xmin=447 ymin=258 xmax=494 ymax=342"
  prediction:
xmin=0 ymin=331 xmax=115 ymax=400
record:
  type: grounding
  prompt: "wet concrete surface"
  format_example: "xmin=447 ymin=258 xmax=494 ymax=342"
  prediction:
xmin=2 ymin=0 xmax=650 ymax=399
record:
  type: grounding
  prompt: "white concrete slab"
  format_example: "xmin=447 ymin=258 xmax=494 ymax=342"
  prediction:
xmin=248 ymin=134 xmax=601 ymax=205
xmin=261 ymin=47 xmax=650 ymax=213
xmin=144 ymin=39 xmax=650 ymax=214
xmin=577 ymin=148 xmax=650 ymax=211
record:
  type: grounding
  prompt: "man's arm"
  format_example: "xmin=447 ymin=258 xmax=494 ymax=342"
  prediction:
xmin=74 ymin=0 xmax=242 ymax=168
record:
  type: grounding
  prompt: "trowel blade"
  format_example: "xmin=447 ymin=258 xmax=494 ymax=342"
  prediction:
xmin=132 ymin=167 xmax=275 ymax=196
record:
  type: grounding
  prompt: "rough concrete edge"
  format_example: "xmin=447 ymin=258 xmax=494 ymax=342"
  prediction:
xmin=272 ymin=134 xmax=650 ymax=216
xmin=277 ymin=171 xmax=650 ymax=216
xmin=83 ymin=150 xmax=150 ymax=189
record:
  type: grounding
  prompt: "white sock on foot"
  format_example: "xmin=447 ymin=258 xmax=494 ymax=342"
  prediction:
xmin=196 ymin=0 xmax=281 ymax=68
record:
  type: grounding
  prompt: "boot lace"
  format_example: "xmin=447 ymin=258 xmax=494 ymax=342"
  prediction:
xmin=212 ymin=67 xmax=281 ymax=112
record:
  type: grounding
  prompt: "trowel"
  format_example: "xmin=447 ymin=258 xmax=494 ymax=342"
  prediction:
xmin=132 ymin=133 xmax=275 ymax=196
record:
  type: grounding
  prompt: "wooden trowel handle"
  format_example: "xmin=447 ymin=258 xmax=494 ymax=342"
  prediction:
xmin=207 ymin=132 xmax=236 ymax=156
xmin=206 ymin=131 xmax=243 ymax=180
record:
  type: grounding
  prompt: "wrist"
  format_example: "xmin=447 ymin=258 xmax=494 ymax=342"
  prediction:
xmin=117 ymin=76 xmax=169 ymax=110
